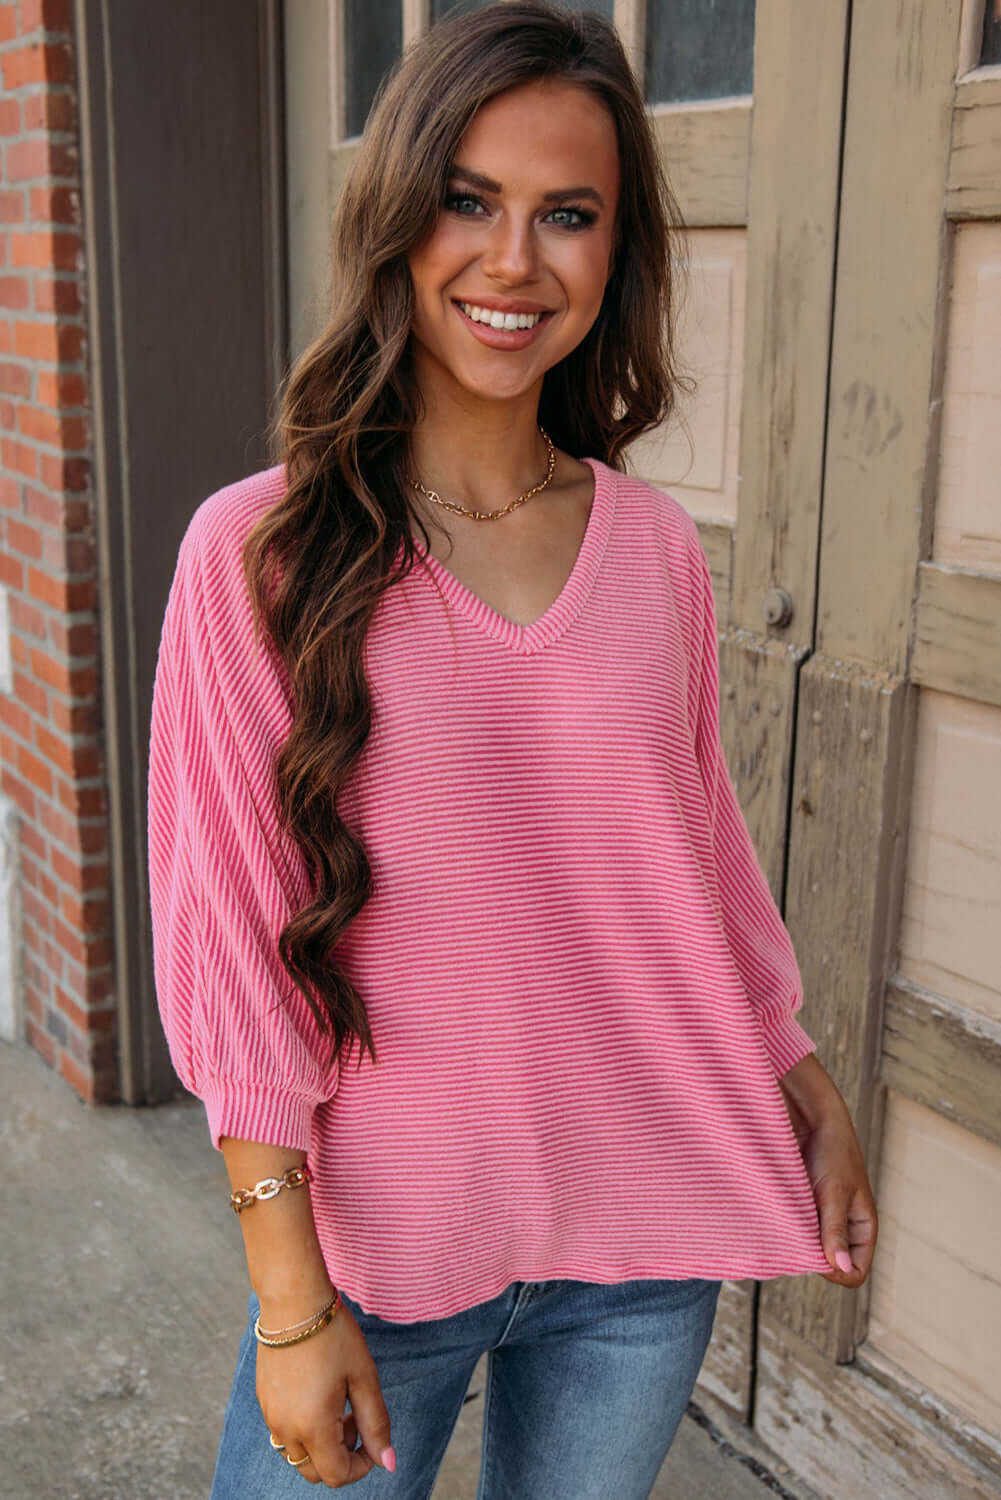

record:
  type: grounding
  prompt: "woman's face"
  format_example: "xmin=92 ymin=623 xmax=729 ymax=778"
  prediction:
xmin=407 ymin=78 xmax=621 ymax=408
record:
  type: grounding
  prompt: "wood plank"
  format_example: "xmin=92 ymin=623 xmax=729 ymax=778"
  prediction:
xmin=815 ymin=0 xmax=963 ymax=671
xmin=865 ymin=1088 xmax=1001 ymax=1440
xmin=947 ymin=73 xmax=1001 ymax=219
xmin=911 ymin=562 xmax=1001 ymax=708
xmin=328 ymin=0 xmax=344 ymax=145
xmin=402 ymin=0 xmax=429 ymax=46
xmin=897 ymin=688 xmax=1001 ymax=1021
xmin=696 ymin=1280 xmax=754 ymax=1421
xmin=329 ymin=138 xmax=360 ymax=208
xmin=931 ymin=222 xmax=1001 ymax=576
xmin=880 ymin=974 xmax=1001 ymax=1148
xmin=754 ymin=1311 xmax=1001 ymax=1499
xmin=767 ymin=659 xmax=914 ymax=1359
xmin=650 ymin=102 xmax=750 ymax=227
xmin=695 ymin=518 xmax=732 ymax=621
xmin=285 ymin=0 xmax=333 ymax=358
xmin=627 ymin=229 xmax=747 ymax=526
xmin=613 ymin=0 xmax=646 ymax=87
xmin=717 ymin=631 xmax=808 ymax=899
xmin=857 ymin=1340 xmax=1001 ymax=1483
xmin=730 ymin=0 xmax=850 ymax=641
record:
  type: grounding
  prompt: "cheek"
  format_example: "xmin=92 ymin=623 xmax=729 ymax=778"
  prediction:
xmin=409 ymin=225 xmax=473 ymax=299
xmin=561 ymin=239 xmax=615 ymax=310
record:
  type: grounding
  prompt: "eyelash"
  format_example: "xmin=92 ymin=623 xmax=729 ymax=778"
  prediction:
xmin=443 ymin=191 xmax=597 ymax=230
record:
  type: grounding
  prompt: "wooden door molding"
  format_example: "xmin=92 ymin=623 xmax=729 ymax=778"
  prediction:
xmin=813 ymin=1 xmax=965 ymax=671
xmin=948 ymin=72 xmax=1001 ymax=218
xmin=731 ymin=0 xmax=851 ymax=643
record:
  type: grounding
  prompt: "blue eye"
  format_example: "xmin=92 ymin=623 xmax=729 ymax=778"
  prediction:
xmin=546 ymin=205 xmax=596 ymax=229
xmin=444 ymin=192 xmax=486 ymax=215
xmin=442 ymin=192 xmax=597 ymax=229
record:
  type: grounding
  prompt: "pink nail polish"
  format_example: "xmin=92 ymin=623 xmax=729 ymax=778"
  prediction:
xmin=835 ymin=1249 xmax=853 ymax=1274
xmin=381 ymin=1446 xmax=397 ymax=1473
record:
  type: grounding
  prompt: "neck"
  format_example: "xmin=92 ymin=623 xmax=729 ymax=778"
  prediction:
xmin=408 ymin=372 xmax=551 ymax=512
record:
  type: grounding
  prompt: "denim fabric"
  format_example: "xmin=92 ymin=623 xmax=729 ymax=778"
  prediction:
xmin=209 ymin=1275 xmax=721 ymax=1500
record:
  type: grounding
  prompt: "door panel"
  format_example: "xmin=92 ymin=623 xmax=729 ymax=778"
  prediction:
xmin=869 ymin=1091 xmax=1001 ymax=1439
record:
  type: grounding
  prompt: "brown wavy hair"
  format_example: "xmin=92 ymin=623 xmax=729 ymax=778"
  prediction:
xmin=243 ymin=0 xmax=692 ymax=1071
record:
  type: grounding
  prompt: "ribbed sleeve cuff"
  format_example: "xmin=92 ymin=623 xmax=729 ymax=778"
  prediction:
xmin=762 ymin=1014 xmax=818 ymax=1079
xmin=200 ymin=1078 xmax=318 ymax=1153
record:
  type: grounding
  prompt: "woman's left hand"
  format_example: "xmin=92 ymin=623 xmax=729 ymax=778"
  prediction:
xmin=779 ymin=1054 xmax=879 ymax=1289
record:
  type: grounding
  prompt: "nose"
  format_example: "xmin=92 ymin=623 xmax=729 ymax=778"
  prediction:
xmin=479 ymin=212 xmax=540 ymax=286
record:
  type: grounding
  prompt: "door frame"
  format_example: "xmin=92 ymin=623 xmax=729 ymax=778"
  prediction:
xmin=75 ymin=0 xmax=288 ymax=1104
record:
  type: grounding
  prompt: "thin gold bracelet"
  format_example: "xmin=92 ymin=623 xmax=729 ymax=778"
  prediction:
xmin=256 ymin=1290 xmax=340 ymax=1338
xmin=254 ymin=1293 xmax=341 ymax=1348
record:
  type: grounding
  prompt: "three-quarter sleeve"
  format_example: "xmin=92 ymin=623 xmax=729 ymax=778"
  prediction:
xmin=686 ymin=534 xmax=817 ymax=1078
xmin=147 ymin=500 xmax=338 ymax=1150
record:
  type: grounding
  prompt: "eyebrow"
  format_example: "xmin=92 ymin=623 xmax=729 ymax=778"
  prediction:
xmin=449 ymin=164 xmax=605 ymax=209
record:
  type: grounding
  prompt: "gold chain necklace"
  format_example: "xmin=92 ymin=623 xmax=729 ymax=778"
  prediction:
xmin=409 ymin=427 xmax=556 ymax=522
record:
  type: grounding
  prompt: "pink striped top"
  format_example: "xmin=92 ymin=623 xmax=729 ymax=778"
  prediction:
xmin=147 ymin=457 xmax=831 ymax=1321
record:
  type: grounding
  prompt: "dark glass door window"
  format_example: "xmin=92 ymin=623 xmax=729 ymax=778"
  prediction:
xmin=344 ymin=0 xmax=403 ymax=138
xmin=982 ymin=0 xmax=1001 ymax=65
xmin=645 ymin=0 xmax=755 ymax=105
xmin=431 ymin=0 xmax=613 ymax=22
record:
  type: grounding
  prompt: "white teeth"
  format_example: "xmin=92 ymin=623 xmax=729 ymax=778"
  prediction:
xmin=459 ymin=302 xmax=542 ymax=329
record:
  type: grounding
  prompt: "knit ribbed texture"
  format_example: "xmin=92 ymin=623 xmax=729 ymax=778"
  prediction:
xmin=147 ymin=458 xmax=831 ymax=1322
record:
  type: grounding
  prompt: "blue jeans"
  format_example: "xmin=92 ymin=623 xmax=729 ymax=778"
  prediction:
xmin=210 ymin=1275 xmax=722 ymax=1499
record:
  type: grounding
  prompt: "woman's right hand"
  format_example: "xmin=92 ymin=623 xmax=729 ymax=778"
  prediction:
xmin=256 ymin=1299 xmax=396 ymax=1487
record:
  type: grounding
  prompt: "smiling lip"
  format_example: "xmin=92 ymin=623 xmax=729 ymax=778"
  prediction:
xmin=451 ymin=295 xmax=552 ymax=315
xmin=452 ymin=299 xmax=555 ymax=349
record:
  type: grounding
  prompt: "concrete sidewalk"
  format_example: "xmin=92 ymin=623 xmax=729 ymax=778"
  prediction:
xmin=1 ymin=1039 xmax=810 ymax=1499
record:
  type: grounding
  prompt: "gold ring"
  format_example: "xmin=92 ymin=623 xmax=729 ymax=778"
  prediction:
xmin=286 ymin=1452 xmax=310 ymax=1467
xmin=268 ymin=1433 xmax=286 ymax=1452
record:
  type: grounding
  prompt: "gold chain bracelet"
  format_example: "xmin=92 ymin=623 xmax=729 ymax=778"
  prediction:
xmin=254 ymin=1292 xmax=342 ymax=1348
xmin=230 ymin=1163 xmax=313 ymax=1214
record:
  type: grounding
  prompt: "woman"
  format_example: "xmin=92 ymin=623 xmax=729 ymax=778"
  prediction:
xmin=147 ymin=4 xmax=877 ymax=1495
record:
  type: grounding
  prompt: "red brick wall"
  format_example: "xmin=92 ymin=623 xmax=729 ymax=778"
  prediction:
xmin=0 ymin=0 xmax=115 ymax=1102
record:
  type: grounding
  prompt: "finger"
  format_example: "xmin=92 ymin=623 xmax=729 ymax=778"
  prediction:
xmin=348 ymin=1373 xmax=396 ymax=1474
xmin=844 ymin=1205 xmax=878 ymax=1280
xmin=306 ymin=1415 xmax=379 ymax=1489
xmin=815 ymin=1177 xmax=859 ymax=1273
xmin=281 ymin=1442 xmax=320 ymax=1485
xmin=818 ymin=1189 xmax=877 ymax=1284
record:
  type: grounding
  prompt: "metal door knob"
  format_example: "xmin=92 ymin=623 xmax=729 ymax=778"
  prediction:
xmin=763 ymin=588 xmax=793 ymax=628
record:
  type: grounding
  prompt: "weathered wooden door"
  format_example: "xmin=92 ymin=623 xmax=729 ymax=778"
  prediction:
xmin=288 ymin=1 xmax=1001 ymax=1492
xmin=742 ymin=3 xmax=1001 ymax=1494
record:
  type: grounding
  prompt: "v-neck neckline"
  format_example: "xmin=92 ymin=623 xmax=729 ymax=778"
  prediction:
xmin=411 ymin=457 xmax=613 ymax=656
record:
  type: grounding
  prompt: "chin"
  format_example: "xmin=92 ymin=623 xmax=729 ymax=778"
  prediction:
xmin=462 ymin=376 xmax=542 ymax=404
